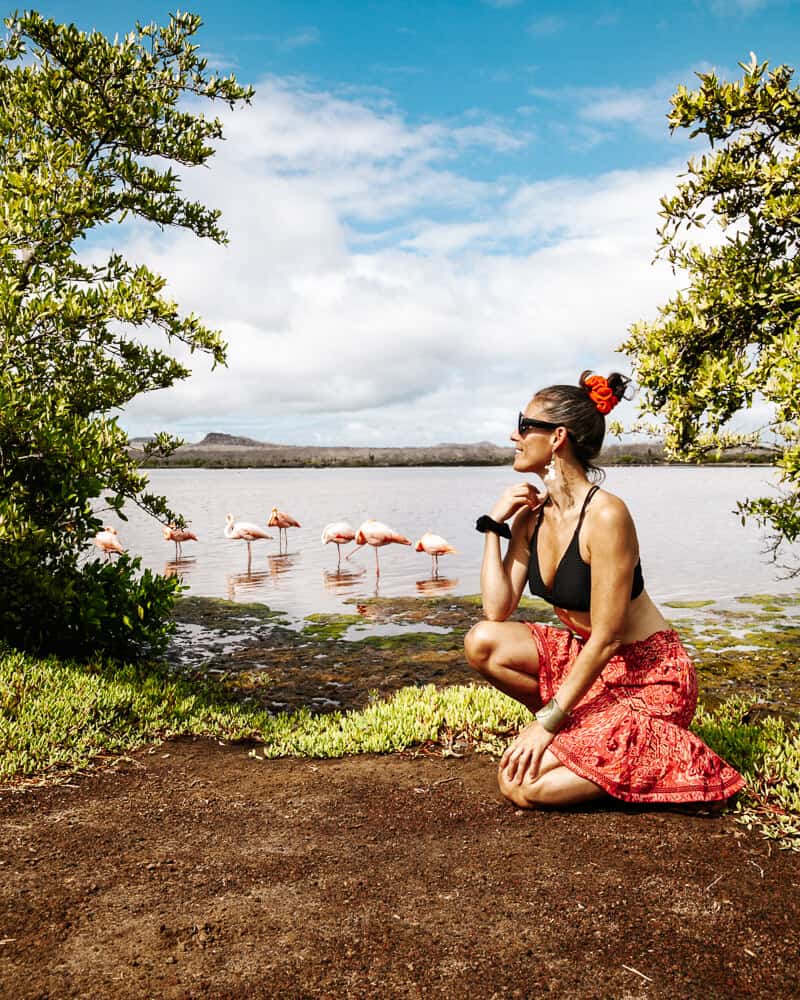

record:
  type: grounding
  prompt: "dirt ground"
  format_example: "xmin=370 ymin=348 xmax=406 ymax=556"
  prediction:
xmin=1 ymin=738 xmax=799 ymax=1000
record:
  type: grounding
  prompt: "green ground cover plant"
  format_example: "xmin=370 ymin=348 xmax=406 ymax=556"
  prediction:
xmin=2 ymin=645 xmax=798 ymax=850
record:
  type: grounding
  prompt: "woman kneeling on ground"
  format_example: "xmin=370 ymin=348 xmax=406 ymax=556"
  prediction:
xmin=464 ymin=371 xmax=745 ymax=809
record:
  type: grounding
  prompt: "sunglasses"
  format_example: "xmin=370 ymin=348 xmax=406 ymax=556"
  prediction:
xmin=517 ymin=412 xmax=575 ymax=440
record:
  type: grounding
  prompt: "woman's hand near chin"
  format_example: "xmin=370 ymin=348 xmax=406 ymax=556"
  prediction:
xmin=491 ymin=483 xmax=548 ymax=524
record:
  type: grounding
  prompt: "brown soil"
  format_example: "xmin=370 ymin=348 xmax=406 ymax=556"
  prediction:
xmin=2 ymin=739 xmax=799 ymax=1000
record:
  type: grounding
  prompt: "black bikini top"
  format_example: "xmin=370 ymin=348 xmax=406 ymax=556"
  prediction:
xmin=527 ymin=485 xmax=644 ymax=613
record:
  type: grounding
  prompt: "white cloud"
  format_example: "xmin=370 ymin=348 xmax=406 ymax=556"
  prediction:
xmin=280 ymin=27 xmax=321 ymax=50
xmin=113 ymin=75 xmax=690 ymax=446
xmin=199 ymin=51 xmax=239 ymax=72
xmin=528 ymin=64 xmax=723 ymax=146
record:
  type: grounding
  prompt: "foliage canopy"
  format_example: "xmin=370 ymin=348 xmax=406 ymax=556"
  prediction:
xmin=0 ymin=10 xmax=252 ymax=656
xmin=623 ymin=54 xmax=800 ymax=567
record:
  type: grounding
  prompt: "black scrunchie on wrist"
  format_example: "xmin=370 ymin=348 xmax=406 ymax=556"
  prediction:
xmin=475 ymin=515 xmax=511 ymax=539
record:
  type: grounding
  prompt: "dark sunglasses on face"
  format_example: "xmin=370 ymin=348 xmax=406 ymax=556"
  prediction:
xmin=517 ymin=412 xmax=575 ymax=440
xmin=518 ymin=412 xmax=559 ymax=434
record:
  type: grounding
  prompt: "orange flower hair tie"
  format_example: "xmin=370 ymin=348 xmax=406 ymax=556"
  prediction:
xmin=584 ymin=375 xmax=619 ymax=415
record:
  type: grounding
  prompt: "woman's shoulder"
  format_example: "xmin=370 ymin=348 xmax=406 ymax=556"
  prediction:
xmin=587 ymin=486 xmax=635 ymax=529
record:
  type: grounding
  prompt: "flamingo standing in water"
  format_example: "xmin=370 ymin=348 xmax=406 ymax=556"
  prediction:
xmin=94 ymin=526 xmax=125 ymax=559
xmin=351 ymin=519 xmax=411 ymax=575
xmin=415 ymin=532 xmax=457 ymax=577
xmin=224 ymin=513 xmax=273 ymax=564
xmin=267 ymin=506 xmax=301 ymax=549
xmin=321 ymin=521 xmax=356 ymax=566
xmin=162 ymin=523 xmax=198 ymax=559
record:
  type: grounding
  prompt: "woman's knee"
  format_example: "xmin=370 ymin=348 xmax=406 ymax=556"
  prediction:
xmin=463 ymin=620 xmax=499 ymax=672
xmin=497 ymin=766 xmax=542 ymax=808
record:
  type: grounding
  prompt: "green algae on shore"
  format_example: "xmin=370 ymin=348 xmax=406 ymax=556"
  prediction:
xmin=168 ymin=591 xmax=799 ymax=723
xmin=663 ymin=599 xmax=716 ymax=609
xmin=172 ymin=596 xmax=291 ymax=631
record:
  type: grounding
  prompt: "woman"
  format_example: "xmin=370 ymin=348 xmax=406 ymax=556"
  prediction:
xmin=464 ymin=371 xmax=745 ymax=809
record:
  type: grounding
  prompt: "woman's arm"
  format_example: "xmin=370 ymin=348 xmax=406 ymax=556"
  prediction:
xmin=550 ymin=496 xmax=639 ymax=713
xmin=501 ymin=495 xmax=639 ymax=783
xmin=480 ymin=483 xmax=545 ymax=621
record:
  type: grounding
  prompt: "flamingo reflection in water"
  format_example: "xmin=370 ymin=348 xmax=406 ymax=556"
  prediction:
xmin=322 ymin=566 xmax=366 ymax=594
xmin=321 ymin=521 xmax=356 ymax=567
xmin=414 ymin=532 xmax=457 ymax=578
xmin=226 ymin=568 xmax=270 ymax=601
xmin=163 ymin=557 xmax=197 ymax=581
xmin=349 ymin=519 xmax=411 ymax=575
xmin=415 ymin=576 xmax=459 ymax=595
xmin=267 ymin=551 xmax=297 ymax=580
xmin=162 ymin=523 xmax=198 ymax=560
xmin=225 ymin=552 xmax=297 ymax=600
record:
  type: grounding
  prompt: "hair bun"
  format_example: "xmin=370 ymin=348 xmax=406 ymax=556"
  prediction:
xmin=579 ymin=370 xmax=631 ymax=415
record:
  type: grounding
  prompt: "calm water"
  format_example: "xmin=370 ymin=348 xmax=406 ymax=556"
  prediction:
xmin=101 ymin=466 xmax=799 ymax=619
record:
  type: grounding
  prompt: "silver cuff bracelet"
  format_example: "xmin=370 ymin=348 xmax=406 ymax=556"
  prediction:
xmin=534 ymin=697 xmax=570 ymax=734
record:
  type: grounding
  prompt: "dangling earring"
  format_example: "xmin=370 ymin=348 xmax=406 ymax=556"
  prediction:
xmin=544 ymin=451 xmax=557 ymax=482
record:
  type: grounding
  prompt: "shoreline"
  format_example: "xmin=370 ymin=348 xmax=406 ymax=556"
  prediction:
xmin=136 ymin=456 xmax=776 ymax=470
xmin=130 ymin=436 xmax=774 ymax=470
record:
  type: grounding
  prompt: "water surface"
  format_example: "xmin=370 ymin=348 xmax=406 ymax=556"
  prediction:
xmin=103 ymin=466 xmax=798 ymax=619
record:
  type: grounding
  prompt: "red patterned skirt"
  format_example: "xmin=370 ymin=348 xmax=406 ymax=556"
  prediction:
xmin=526 ymin=623 xmax=746 ymax=804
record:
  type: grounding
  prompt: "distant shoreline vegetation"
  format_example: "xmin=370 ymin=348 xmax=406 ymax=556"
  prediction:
xmin=131 ymin=433 xmax=775 ymax=470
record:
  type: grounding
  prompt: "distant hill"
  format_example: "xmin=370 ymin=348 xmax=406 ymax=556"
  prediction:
xmin=130 ymin=434 xmax=515 ymax=468
xmin=194 ymin=432 xmax=276 ymax=448
xmin=128 ymin=433 xmax=774 ymax=469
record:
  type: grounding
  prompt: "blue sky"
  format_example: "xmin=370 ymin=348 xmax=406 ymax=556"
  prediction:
xmin=25 ymin=0 xmax=800 ymax=444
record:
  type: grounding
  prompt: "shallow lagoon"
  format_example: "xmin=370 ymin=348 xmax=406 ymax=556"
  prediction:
xmin=110 ymin=465 xmax=799 ymax=618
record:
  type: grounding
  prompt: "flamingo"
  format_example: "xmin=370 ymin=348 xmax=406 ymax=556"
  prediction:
xmin=321 ymin=521 xmax=356 ymax=566
xmin=350 ymin=519 xmax=411 ymax=575
xmin=414 ymin=532 xmax=457 ymax=577
xmin=93 ymin=526 xmax=124 ymax=559
xmin=162 ymin=523 xmax=198 ymax=559
xmin=267 ymin=506 xmax=301 ymax=549
xmin=224 ymin=513 xmax=273 ymax=563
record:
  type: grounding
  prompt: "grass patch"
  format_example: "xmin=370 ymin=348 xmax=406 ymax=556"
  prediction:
xmin=2 ymin=646 xmax=798 ymax=850
xmin=693 ymin=698 xmax=800 ymax=849
xmin=0 ymin=647 xmax=527 ymax=782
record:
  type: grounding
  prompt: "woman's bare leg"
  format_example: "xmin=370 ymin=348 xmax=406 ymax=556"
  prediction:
xmin=498 ymin=749 xmax=605 ymax=808
xmin=463 ymin=620 xmax=542 ymax=711
xmin=465 ymin=621 xmax=605 ymax=808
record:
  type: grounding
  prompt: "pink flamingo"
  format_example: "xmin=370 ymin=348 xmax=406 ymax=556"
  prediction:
xmin=224 ymin=513 xmax=273 ymax=563
xmin=351 ymin=519 xmax=411 ymax=575
xmin=414 ymin=532 xmax=457 ymax=577
xmin=267 ymin=506 xmax=301 ymax=549
xmin=93 ymin=526 xmax=125 ymax=559
xmin=321 ymin=521 xmax=356 ymax=566
xmin=162 ymin=523 xmax=198 ymax=559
